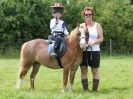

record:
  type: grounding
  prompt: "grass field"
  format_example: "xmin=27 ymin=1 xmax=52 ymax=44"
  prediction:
xmin=0 ymin=56 xmax=133 ymax=99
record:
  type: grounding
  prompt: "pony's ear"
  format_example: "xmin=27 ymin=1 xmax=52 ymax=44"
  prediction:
xmin=76 ymin=23 xmax=81 ymax=36
xmin=77 ymin=22 xmax=80 ymax=29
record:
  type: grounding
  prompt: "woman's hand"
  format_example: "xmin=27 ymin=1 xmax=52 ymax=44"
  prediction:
xmin=87 ymin=39 xmax=96 ymax=46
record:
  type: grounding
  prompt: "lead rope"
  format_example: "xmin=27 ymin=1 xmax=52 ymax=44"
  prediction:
xmin=85 ymin=23 xmax=89 ymax=66
xmin=85 ymin=23 xmax=93 ymax=61
xmin=90 ymin=47 xmax=92 ymax=60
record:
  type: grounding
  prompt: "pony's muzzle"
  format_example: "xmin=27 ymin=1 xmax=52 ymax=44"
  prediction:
xmin=80 ymin=39 xmax=86 ymax=49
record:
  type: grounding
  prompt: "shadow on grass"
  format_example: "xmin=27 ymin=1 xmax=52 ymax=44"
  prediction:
xmin=98 ymin=86 xmax=128 ymax=94
xmin=64 ymin=85 xmax=129 ymax=94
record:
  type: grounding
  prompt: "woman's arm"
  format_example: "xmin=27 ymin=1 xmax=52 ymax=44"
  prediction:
xmin=95 ymin=23 xmax=104 ymax=44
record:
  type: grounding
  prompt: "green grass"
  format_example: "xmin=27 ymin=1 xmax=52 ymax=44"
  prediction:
xmin=0 ymin=56 xmax=133 ymax=99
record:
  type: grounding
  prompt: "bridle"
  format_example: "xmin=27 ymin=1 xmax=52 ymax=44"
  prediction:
xmin=79 ymin=23 xmax=89 ymax=45
xmin=80 ymin=36 xmax=86 ymax=41
xmin=78 ymin=26 xmax=87 ymax=49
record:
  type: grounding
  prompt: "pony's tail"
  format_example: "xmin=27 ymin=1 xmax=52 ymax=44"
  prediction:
xmin=16 ymin=42 xmax=31 ymax=89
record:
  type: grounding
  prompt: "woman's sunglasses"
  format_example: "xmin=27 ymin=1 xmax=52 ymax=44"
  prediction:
xmin=84 ymin=14 xmax=92 ymax=16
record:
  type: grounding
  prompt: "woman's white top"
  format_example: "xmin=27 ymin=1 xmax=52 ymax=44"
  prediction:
xmin=86 ymin=22 xmax=100 ymax=51
xmin=50 ymin=18 xmax=69 ymax=36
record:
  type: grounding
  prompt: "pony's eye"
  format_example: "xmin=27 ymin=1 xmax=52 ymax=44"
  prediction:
xmin=77 ymin=32 xmax=81 ymax=36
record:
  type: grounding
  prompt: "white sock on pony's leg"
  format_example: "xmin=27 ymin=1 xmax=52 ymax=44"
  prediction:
xmin=69 ymin=83 xmax=74 ymax=92
xmin=16 ymin=78 xmax=23 ymax=89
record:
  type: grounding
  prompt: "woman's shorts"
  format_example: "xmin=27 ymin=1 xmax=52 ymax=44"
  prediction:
xmin=80 ymin=51 xmax=100 ymax=68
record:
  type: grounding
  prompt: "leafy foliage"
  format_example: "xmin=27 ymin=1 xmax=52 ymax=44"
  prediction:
xmin=0 ymin=0 xmax=133 ymax=54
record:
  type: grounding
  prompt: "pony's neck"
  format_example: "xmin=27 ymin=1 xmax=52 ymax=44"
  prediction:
xmin=67 ymin=30 xmax=80 ymax=50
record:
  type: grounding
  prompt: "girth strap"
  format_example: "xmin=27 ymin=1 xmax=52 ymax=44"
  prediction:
xmin=56 ymin=57 xmax=63 ymax=68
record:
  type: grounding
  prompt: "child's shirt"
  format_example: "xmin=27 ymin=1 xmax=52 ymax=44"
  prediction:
xmin=50 ymin=18 xmax=69 ymax=36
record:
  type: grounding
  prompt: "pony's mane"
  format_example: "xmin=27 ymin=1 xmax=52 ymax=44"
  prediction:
xmin=68 ymin=28 xmax=79 ymax=41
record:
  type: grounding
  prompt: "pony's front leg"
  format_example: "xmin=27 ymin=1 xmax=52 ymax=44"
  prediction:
xmin=69 ymin=65 xmax=78 ymax=92
xmin=62 ymin=67 xmax=69 ymax=92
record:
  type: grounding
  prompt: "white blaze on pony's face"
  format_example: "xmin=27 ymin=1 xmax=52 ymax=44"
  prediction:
xmin=79 ymin=27 xmax=86 ymax=49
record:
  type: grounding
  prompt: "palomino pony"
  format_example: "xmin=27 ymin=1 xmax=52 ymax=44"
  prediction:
xmin=16 ymin=27 xmax=86 ymax=92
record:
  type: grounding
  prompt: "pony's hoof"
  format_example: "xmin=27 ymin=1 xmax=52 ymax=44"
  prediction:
xmin=16 ymin=84 xmax=21 ymax=89
xmin=29 ymin=87 xmax=34 ymax=90
xmin=16 ymin=86 xmax=19 ymax=89
xmin=69 ymin=89 xmax=73 ymax=93
xmin=61 ymin=89 xmax=66 ymax=93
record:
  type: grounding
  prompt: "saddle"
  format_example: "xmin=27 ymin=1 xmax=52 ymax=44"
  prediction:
xmin=48 ymin=35 xmax=67 ymax=58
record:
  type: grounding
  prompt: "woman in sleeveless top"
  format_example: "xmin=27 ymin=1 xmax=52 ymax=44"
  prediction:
xmin=80 ymin=6 xmax=104 ymax=92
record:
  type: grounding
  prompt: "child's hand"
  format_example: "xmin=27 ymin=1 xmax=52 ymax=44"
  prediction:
xmin=55 ymin=17 xmax=58 ymax=24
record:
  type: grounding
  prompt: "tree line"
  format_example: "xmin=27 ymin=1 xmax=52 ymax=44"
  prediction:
xmin=0 ymin=0 xmax=133 ymax=55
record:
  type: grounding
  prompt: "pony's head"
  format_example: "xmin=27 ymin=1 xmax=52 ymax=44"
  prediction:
xmin=69 ymin=26 xmax=87 ymax=49
xmin=78 ymin=27 xmax=87 ymax=49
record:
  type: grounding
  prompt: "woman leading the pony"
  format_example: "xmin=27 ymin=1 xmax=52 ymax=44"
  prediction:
xmin=50 ymin=2 xmax=69 ymax=57
xmin=80 ymin=6 xmax=104 ymax=92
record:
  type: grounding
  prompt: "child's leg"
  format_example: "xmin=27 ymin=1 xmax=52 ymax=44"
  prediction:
xmin=54 ymin=35 xmax=62 ymax=50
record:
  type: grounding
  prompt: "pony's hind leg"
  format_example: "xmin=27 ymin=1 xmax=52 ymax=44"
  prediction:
xmin=16 ymin=63 xmax=31 ymax=89
xmin=30 ymin=62 xmax=40 ymax=90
